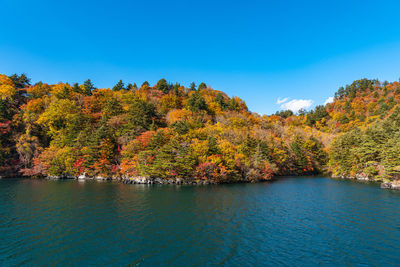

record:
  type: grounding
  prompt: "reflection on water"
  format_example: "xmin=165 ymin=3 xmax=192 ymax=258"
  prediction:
xmin=1 ymin=177 xmax=400 ymax=266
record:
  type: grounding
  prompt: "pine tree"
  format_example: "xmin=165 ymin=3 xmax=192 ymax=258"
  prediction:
xmin=189 ymin=82 xmax=196 ymax=91
xmin=141 ymin=81 xmax=150 ymax=89
xmin=198 ymin=82 xmax=207 ymax=90
xmin=72 ymin=83 xmax=81 ymax=93
xmin=156 ymin=78 xmax=170 ymax=94
xmin=83 ymin=79 xmax=95 ymax=96
xmin=126 ymin=83 xmax=133 ymax=90
xmin=8 ymin=73 xmax=31 ymax=89
xmin=113 ymin=80 xmax=125 ymax=91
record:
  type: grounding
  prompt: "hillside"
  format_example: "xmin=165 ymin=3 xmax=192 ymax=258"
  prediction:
xmin=1 ymin=74 xmax=399 ymax=184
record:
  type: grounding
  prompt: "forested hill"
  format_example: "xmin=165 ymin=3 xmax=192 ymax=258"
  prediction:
xmin=304 ymin=79 xmax=400 ymax=133
xmin=323 ymin=79 xmax=400 ymax=181
xmin=0 ymin=74 xmax=399 ymax=183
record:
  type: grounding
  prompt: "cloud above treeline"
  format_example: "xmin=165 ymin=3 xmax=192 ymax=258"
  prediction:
xmin=276 ymin=97 xmax=289 ymax=105
xmin=324 ymin=97 xmax=334 ymax=105
xmin=277 ymin=98 xmax=314 ymax=113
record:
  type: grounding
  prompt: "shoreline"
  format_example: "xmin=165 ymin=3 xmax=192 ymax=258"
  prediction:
xmin=2 ymin=173 xmax=400 ymax=190
xmin=0 ymin=173 xmax=273 ymax=185
xmin=331 ymin=174 xmax=400 ymax=190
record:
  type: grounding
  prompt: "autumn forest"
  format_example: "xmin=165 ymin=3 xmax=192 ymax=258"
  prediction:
xmin=1 ymin=74 xmax=400 ymax=184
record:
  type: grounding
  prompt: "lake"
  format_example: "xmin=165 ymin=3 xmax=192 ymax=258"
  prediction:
xmin=1 ymin=177 xmax=400 ymax=266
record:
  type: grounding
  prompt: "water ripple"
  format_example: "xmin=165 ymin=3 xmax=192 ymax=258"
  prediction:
xmin=1 ymin=177 xmax=400 ymax=266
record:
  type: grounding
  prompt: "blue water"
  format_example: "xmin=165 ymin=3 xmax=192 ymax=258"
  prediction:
xmin=1 ymin=177 xmax=400 ymax=266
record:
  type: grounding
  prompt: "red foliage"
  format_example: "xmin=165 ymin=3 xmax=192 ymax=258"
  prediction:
xmin=73 ymin=158 xmax=85 ymax=174
xmin=0 ymin=121 xmax=11 ymax=134
xmin=194 ymin=162 xmax=229 ymax=183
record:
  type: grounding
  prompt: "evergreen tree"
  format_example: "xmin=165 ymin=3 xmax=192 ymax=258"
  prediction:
xmin=8 ymin=73 xmax=31 ymax=89
xmin=83 ymin=79 xmax=95 ymax=96
xmin=207 ymin=136 xmax=220 ymax=155
xmin=189 ymin=82 xmax=196 ymax=91
xmin=72 ymin=83 xmax=81 ymax=93
xmin=156 ymin=78 xmax=170 ymax=94
xmin=215 ymin=92 xmax=227 ymax=110
xmin=141 ymin=81 xmax=150 ymax=89
xmin=198 ymin=82 xmax=207 ymax=90
xmin=126 ymin=83 xmax=133 ymax=90
xmin=187 ymin=92 xmax=207 ymax=112
xmin=113 ymin=80 xmax=125 ymax=91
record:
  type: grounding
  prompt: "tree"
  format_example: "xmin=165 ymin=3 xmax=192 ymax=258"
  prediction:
xmin=8 ymin=73 xmax=30 ymax=89
xmin=0 ymin=74 xmax=16 ymax=100
xmin=198 ymin=82 xmax=207 ymax=90
xmin=72 ymin=83 xmax=81 ymax=93
xmin=126 ymin=83 xmax=133 ymax=90
xmin=189 ymin=82 xmax=196 ymax=91
xmin=329 ymin=129 xmax=362 ymax=176
xmin=138 ymin=137 xmax=196 ymax=179
xmin=141 ymin=81 xmax=150 ymax=89
xmin=215 ymin=92 xmax=227 ymax=110
xmin=127 ymin=96 xmax=159 ymax=130
xmin=156 ymin=78 xmax=170 ymax=94
xmin=83 ymin=79 xmax=95 ymax=95
xmin=187 ymin=92 xmax=207 ymax=112
xmin=27 ymin=82 xmax=50 ymax=98
xmin=113 ymin=80 xmax=125 ymax=91
xmin=275 ymin=110 xmax=294 ymax=119
xmin=0 ymin=99 xmax=9 ymax=121
xmin=16 ymin=134 xmax=41 ymax=168
xmin=103 ymin=97 xmax=123 ymax=119
xmin=306 ymin=105 xmax=329 ymax=126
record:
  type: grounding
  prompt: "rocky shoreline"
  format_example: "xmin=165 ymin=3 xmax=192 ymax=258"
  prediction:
xmin=332 ymin=174 xmax=400 ymax=190
xmin=380 ymin=181 xmax=400 ymax=190
xmin=121 ymin=176 xmax=216 ymax=185
xmin=3 ymin=172 xmax=400 ymax=190
xmin=42 ymin=173 xmax=247 ymax=185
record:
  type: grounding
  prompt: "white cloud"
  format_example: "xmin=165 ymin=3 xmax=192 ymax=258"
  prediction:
xmin=324 ymin=97 xmax=334 ymax=105
xmin=280 ymin=99 xmax=313 ymax=113
xmin=276 ymin=97 xmax=289 ymax=105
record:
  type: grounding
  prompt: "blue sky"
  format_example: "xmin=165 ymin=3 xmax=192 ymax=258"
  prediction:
xmin=1 ymin=0 xmax=400 ymax=114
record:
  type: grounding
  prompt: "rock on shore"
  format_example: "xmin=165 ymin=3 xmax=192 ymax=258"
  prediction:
xmin=121 ymin=176 xmax=212 ymax=185
xmin=380 ymin=181 xmax=400 ymax=190
xmin=331 ymin=174 xmax=400 ymax=190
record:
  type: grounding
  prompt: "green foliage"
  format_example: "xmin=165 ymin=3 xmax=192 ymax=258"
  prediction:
xmin=141 ymin=81 xmax=150 ymax=88
xmin=113 ymin=80 xmax=125 ymax=91
xmin=329 ymin=129 xmax=362 ymax=176
xmin=189 ymin=82 xmax=196 ymax=91
xmin=334 ymin=79 xmax=378 ymax=99
xmin=5 ymin=73 xmax=400 ymax=184
xmin=138 ymin=137 xmax=196 ymax=179
xmin=156 ymin=79 xmax=170 ymax=94
xmin=126 ymin=96 xmax=159 ymax=131
xmin=275 ymin=110 xmax=293 ymax=119
xmin=329 ymin=112 xmax=400 ymax=180
xmin=126 ymin=83 xmax=134 ymax=90
xmin=72 ymin=83 xmax=81 ymax=93
xmin=198 ymin=82 xmax=207 ymax=90
xmin=0 ymin=99 xmax=10 ymax=121
xmin=83 ymin=79 xmax=95 ymax=96
xmin=306 ymin=105 xmax=329 ymax=126
xmin=8 ymin=73 xmax=31 ymax=89
xmin=214 ymin=92 xmax=227 ymax=110
xmin=171 ymin=121 xmax=190 ymax=134
xmin=187 ymin=92 xmax=208 ymax=112
xmin=103 ymin=97 xmax=123 ymax=119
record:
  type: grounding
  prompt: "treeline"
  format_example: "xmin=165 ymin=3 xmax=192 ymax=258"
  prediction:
xmin=2 ymin=73 xmax=400 ymax=182
xmin=327 ymin=81 xmax=400 ymax=181
xmin=0 ymin=74 xmax=327 ymax=183
xmin=297 ymin=78 xmax=400 ymax=181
